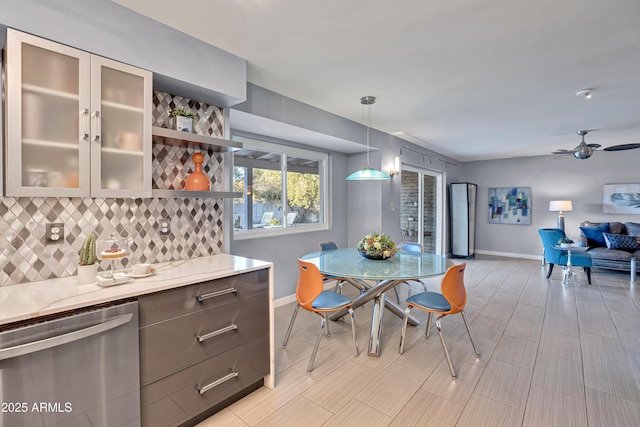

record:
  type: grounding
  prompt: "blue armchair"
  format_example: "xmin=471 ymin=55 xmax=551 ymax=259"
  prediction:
xmin=538 ymin=228 xmax=592 ymax=284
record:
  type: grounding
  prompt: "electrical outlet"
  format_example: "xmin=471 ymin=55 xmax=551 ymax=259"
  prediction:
xmin=46 ymin=223 xmax=64 ymax=243
xmin=159 ymin=218 xmax=171 ymax=236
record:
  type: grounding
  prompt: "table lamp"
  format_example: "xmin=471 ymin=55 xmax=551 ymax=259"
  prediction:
xmin=549 ymin=200 xmax=573 ymax=232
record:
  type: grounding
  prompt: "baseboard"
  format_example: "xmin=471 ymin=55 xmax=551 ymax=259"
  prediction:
xmin=274 ymin=280 xmax=338 ymax=308
xmin=274 ymin=293 xmax=297 ymax=308
xmin=475 ymin=249 xmax=543 ymax=261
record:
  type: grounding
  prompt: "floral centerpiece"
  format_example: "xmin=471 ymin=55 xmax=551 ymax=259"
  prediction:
xmin=357 ymin=232 xmax=398 ymax=260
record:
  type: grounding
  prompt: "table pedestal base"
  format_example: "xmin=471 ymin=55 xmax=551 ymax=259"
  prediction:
xmin=329 ymin=278 xmax=419 ymax=357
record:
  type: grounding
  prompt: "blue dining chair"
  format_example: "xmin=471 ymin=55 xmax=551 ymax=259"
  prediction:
xmin=282 ymin=259 xmax=359 ymax=373
xmin=538 ymin=228 xmax=592 ymax=284
xmin=393 ymin=242 xmax=428 ymax=302
xmin=399 ymin=262 xmax=479 ymax=378
xmin=319 ymin=241 xmax=346 ymax=294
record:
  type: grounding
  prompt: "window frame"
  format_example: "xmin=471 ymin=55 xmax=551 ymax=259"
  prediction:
xmin=231 ymin=135 xmax=329 ymax=240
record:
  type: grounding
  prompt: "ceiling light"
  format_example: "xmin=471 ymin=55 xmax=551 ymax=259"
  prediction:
xmin=346 ymin=96 xmax=391 ymax=181
xmin=576 ymin=89 xmax=592 ymax=99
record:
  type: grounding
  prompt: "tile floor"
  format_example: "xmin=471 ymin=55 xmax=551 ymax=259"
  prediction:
xmin=198 ymin=256 xmax=640 ymax=426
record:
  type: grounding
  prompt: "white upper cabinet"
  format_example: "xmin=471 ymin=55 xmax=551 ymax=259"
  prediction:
xmin=90 ymin=56 xmax=151 ymax=197
xmin=4 ymin=29 xmax=152 ymax=197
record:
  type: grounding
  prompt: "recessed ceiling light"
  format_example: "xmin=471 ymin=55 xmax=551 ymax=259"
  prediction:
xmin=576 ymin=89 xmax=592 ymax=99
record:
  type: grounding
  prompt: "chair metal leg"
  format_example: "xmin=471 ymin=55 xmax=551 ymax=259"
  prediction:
xmin=426 ymin=312 xmax=433 ymax=339
xmin=435 ymin=316 xmax=457 ymax=378
xmin=334 ymin=280 xmax=343 ymax=294
xmin=399 ymin=307 xmax=411 ymax=354
xmin=324 ymin=312 xmax=331 ymax=336
xmin=307 ymin=313 xmax=327 ymax=373
xmin=348 ymin=307 xmax=359 ymax=356
xmin=460 ymin=310 xmax=480 ymax=356
xmin=282 ymin=304 xmax=300 ymax=348
xmin=394 ymin=286 xmax=401 ymax=303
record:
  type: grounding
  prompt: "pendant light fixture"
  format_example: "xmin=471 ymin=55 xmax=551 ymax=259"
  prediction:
xmin=346 ymin=96 xmax=391 ymax=181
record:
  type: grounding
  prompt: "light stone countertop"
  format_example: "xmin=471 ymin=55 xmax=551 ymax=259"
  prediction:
xmin=0 ymin=254 xmax=273 ymax=326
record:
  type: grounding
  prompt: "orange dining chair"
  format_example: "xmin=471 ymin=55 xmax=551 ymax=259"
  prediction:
xmin=282 ymin=259 xmax=359 ymax=373
xmin=393 ymin=242 xmax=428 ymax=302
xmin=319 ymin=241 xmax=346 ymax=294
xmin=399 ymin=262 xmax=479 ymax=377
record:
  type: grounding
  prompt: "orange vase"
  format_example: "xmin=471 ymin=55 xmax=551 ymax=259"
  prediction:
xmin=184 ymin=152 xmax=210 ymax=191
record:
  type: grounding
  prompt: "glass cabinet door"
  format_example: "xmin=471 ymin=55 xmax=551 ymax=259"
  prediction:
xmin=5 ymin=29 xmax=151 ymax=198
xmin=90 ymin=56 xmax=152 ymax=198
xmin=5 ymin=29 xmax=91 ymax=196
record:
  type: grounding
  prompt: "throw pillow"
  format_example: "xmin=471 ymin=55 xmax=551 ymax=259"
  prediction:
xmin=625 ymin=222 xmax=640 ymax=237
xmin=603 ymin=232 xmax=640 ymax=251
xmin=580 ymin=223 xmax=610 ymax=247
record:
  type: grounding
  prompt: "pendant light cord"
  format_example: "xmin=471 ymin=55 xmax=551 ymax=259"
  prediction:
xmin=361 ymin=95 xmax=375 ymax=167
xmin=366 ymin=102 xmax=371 ymax=166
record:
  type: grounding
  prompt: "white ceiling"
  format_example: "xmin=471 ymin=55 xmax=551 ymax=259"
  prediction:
xmin=114 ymin=0 xmax=640 ymax=162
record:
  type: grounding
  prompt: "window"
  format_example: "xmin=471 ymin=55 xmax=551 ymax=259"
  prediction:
xmin=232 ymin=136 xmax=328 ymax=238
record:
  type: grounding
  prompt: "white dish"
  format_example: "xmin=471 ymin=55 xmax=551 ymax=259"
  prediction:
xmin=129 ymin=271 xmax=155 ymax=279
xmin=96 ymin=273 xmax=133 ymax=287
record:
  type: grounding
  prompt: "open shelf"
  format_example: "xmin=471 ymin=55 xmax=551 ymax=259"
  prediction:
xmin=152 ymin=127 xmax=242 ymax=152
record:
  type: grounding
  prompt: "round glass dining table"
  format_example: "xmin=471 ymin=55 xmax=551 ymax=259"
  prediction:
xmin=301 ymin=248 xmax=453 ymax=357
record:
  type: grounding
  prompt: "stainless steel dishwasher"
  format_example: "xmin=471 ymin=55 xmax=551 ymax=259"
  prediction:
xmin=0 ymin=300 xmax=140 ymax=427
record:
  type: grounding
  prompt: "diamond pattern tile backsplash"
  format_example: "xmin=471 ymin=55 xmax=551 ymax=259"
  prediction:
xmin=152 ymin=90 xmax=225 ymax=191
xmin=0 ymin=91 xmax=226 ymax=286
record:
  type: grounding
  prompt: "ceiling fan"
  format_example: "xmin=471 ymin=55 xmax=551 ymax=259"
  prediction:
xmin=552 ymin=130 xmax=640 ymax=159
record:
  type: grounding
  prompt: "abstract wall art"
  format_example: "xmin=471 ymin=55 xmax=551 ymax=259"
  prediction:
xmin=488 ymin=187 xmax=531 ymax=225
xmin=603 ymin=184 xmax=640 ymax=214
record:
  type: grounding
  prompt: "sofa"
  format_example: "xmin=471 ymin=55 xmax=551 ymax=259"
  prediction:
xmin=578 ymin=221 xmax=640 ymax=283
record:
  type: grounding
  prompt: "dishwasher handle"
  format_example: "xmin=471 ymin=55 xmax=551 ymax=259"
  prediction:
xmin=0 ymin=313 xmax=133 ymax=361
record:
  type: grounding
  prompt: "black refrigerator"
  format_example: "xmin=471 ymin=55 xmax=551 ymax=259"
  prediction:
xmin=449 ymin=182 xmax=477 ymax=258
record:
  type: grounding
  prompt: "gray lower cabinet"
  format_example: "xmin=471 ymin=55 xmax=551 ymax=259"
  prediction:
xmin=138 ymin=270 xmax=270 ymax=427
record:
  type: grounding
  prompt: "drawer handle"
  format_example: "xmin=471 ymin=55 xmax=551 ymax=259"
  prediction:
xmin=197 ymin=370 xmax=239 ymax=395
xmin=196 ymin=287 xmax=237 ymax=302
xmin=197 ymin=323 xmax=238 ymax=343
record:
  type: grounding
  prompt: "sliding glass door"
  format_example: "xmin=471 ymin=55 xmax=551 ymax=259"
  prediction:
xmin=400 ymin=166 xmax=445 ymax=254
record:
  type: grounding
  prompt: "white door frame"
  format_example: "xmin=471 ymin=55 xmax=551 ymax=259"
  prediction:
xmin=401 ymin=164 xmax=446 ymax=255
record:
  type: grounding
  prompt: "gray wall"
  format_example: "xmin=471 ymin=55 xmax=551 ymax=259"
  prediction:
xmin=230 ymin=152 xmax=349 ymax=300
xmin=230 ymin=85 xmax=460 ymax=299
xmin=230 ymin=85 xmax=355 ymax=299
xmin=459 ymin=151 xmax=640 ymax=258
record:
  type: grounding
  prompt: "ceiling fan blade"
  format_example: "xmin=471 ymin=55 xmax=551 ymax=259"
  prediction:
xmin=552 ymin=150 xmax=572 ymax=155
xmin=587 ymin=144 xmax=601 ymax=149
xmin=604 ymin=143 xmax=640 ymax=152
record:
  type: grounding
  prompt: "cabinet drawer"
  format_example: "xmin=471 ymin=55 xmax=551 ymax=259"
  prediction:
xmin=140 ymin=292 xmax=268 ymax=385
xmin=141 ymin=335 xmax=269 ymax=427
xmin=139 ymin=270 xmax=269 ymax=327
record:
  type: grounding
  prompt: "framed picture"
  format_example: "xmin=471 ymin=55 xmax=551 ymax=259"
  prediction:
xmin=603 ymin=184 xmax=640 ymax=214
xmin=488 ymin=187 xmax=531 ymax=225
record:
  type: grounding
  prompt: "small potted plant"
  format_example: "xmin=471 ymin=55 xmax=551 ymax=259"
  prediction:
xmin=170 ymin=107 xmax=195 ymax=133
xmin=558 ymin=237 xmax=574 ymax=248
xmin=77 ymin=233 xmax=98 ymax=284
